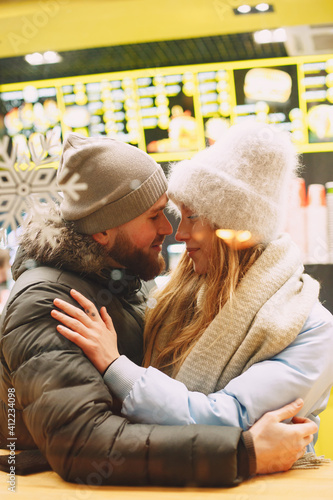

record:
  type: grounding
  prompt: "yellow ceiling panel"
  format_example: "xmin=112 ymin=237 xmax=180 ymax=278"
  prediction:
xmin=0 ymin=0 xmax=332 ymax=58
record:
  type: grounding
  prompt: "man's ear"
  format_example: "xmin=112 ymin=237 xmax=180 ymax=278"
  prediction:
xmin=92 ymin=229 xmax=116 ymax=246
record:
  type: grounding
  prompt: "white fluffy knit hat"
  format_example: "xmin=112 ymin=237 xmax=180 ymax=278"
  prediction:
xmin=167 ymin=121 xmax=299 ymax=243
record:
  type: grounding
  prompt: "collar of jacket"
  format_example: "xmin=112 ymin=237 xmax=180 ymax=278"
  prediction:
xmin=11 ymin=201 xmax=143 ymax=297
xmin=86 ymin=268 xmax=142 ymax=297
xmin=12 ymin=246 xmax=142 ymax=298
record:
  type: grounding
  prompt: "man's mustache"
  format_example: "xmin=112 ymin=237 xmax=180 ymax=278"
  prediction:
xmin=151 ymin=237 xmax=165 ymax=246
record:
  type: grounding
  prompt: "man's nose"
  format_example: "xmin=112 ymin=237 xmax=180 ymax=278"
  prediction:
xmin=159 ymin=213 xmax=173 ymax=236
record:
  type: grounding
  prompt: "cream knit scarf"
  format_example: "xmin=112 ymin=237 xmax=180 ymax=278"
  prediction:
xmin=174 ymin=233 xmax=320 ymax=394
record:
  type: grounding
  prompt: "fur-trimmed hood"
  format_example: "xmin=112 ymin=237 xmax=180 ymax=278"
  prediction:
xmin=12 ymin=201 xmax=122 ymax=281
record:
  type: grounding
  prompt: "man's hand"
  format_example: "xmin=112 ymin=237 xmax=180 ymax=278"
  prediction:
xmin=250 ymin=398 xmax=318 ymax=475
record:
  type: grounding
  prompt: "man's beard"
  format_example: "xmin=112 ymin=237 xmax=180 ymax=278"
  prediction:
xmin=106 ymin=229 xmax=166 ymax=281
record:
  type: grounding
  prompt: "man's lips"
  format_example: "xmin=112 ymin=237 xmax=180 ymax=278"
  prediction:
xmin=151 ymin=240 xmax=164 ymax=251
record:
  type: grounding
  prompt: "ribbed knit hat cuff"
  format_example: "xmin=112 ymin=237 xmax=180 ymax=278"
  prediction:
xmin=72 ymin=166 xmax=167 ymax=234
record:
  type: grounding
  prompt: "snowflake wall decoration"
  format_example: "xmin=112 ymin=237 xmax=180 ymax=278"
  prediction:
xmin=0 ymin=129 xmax=87 ymax=249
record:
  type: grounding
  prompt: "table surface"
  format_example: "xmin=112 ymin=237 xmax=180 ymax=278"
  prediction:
xmin=0 ymin=450 xmax=332 ymax=500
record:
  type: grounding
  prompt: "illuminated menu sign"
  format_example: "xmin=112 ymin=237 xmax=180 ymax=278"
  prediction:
xmin=1 ymin=85 xmax=60 ymax=136
xmin=233 ymin=65 xmax=301 ymax=134
xmin=0 ymin=84 xmax=62 ymax=160
xmin=60 ymin=78 xmax=140 ymax=147
xmin=197 ymin=69 xmax=233 ymax=145
xmin=1 ymin=54 xmax=333 ymax=160
xmin=136 ymin=73 xmax=202 ymax=154
xmin=299 ymin=59 xmax=333 ymax=143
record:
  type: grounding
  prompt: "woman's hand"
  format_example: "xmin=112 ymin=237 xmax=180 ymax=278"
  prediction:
xmin=51 ymin=289 xmax=120 ymax=374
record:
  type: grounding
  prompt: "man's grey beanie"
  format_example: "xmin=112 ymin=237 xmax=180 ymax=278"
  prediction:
xmin=57 ymin=133 xmax=167 ymax=234
xmin=168 ymin=121 xmax=299 ymax=243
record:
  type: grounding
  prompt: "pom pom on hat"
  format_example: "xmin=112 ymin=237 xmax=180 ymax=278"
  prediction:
xmin=168 ymin=121 xmax=299 ymax=243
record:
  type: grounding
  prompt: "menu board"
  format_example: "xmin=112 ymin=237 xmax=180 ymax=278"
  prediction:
xmin=1 ymin=85 xmax=60 ymax=136
xmin=0 ymin=85 xmax=62 ymax=159
xmin=299 ymin=59 xmax=333 ymax=143
xmin=1 ymin=54 xmax=333 ymax=160
xmin=233 ymin=65 xmax=303 ymax=137
xmin=60 ymin=78 xmax=141 ymax=147
xmin=197 ymin=69 xmax=233 ymax=146
xmin=136 ymin=73 xmax=202 ymax=154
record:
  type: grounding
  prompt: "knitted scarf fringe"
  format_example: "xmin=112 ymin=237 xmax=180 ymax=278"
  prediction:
xmin=291 ymin=452 xmax=331 ymax=469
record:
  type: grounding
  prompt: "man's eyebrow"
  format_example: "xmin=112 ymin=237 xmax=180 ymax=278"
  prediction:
xmin=149 ymin=204 xmax=166 ymax=214
xmin=148 ymin=203 xmax=167 ymax=214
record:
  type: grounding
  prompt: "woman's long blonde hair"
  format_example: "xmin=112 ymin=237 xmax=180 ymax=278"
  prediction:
xmin=143 ymin=234 xmax=265 ymax=376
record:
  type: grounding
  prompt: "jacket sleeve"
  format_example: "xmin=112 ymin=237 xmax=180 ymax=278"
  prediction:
xmin=105 ymin=302 xmax=333 ymax=435
xmin=0 ymin=282 xmax=251 ymax=487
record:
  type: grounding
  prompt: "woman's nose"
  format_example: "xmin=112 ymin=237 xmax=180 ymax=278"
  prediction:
xmin=175 ymin=221 xmax=190 ymax=242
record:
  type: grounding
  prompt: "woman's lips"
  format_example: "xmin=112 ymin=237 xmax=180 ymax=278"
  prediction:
xmin=187 ymin=248 xmax=199 ymax=257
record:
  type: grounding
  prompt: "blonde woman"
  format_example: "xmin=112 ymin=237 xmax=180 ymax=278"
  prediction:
xmin=53 ymin=122 xmax=333 ymax=454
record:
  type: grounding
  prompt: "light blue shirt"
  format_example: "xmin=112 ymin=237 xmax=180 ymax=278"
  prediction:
xmin=104 ymin=301 xmax=333 ymax=449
